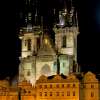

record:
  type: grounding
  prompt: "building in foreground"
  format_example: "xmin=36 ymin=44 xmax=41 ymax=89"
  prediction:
xmin=0 ymin=71 xmax=100 ymax=100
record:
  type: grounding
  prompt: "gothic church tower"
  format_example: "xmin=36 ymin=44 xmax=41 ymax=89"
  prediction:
xmin=18 ymin=0 xmax=57 ymax=85
xmin=53 ymin=0 xmax=79 ymax=75
xmin=18 ymin=0 xmax=80 ymax=85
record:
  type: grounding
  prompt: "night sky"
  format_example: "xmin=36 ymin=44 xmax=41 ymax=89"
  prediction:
xmin=0 ymin=0 xmax=100 ymax=79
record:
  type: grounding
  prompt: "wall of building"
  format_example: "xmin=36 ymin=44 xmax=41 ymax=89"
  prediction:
xmin=0 ymin=72 xmax=100 ymax=100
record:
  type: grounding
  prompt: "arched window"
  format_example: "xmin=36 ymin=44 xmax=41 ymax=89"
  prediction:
xmin=41 ymin=64 xmax=51 ymax=76
xmin=27 ymin=71 xmax=31 ymax=76
xmin=62 ymin=36 xmax=66 ymax=48
xmin=27 ymin=39 xmax=31 ymax=50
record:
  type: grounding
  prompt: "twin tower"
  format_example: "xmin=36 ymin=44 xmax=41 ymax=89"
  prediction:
xmin=18 ymin=1 xmax=79 ymax=85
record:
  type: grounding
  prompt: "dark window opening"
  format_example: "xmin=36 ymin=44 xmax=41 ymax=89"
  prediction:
xmin=27 ymin=71 xmax=30 ymax=76
xmin=39 ymin=85 xmax=42 ymax=89
xmin=73 ymin=84 xmax=75 ymax=88
xmin=40 ymin=92 xmax=42 ymax=96
xmin=50 ymin=92 xmax=52 ymax=96
xmin=44 ymin=92 xmax=47 ymax=96
xmin=73 ymin=91 xmax=75 ymax=96
xmin=62 ymin=36 xmax=66 ymax=48
xmin=91 ymin=85 xmax=94 ymax=88
xmin=91 ymin=92 xmax=94 ymax=97
xmin=27 ymin=39 xmax=31 ymax=50
xmin=44 ymin=85 xmax=47 ymax=88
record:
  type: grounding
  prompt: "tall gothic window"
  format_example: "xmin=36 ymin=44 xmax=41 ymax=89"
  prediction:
xmin=37 ymin=37 xmax=40 ymax=50
xmin=27 ymin=39 xmax=31 ymax=50
xmin=62 ymin=36 xmax=66 ymax=48
xmin=25 ymin=40 xmax=27 ymax=46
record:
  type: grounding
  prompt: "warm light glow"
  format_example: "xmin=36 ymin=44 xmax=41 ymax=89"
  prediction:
xmin=44 ymin=38 xmax=48 ymax=44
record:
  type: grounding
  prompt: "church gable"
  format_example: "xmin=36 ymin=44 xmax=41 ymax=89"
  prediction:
xmin=83 ymin=71 xmax=98 ymax=82
xmin=37 ymin=34 xmax=56 ymax=57
xmin=66 ymin=73 xmax=79 ymax=82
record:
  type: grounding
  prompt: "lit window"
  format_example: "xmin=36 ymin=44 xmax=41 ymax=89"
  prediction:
xmin=73 ymin=91 xmax=75 ymax=96
xmin=44 ymin=38 xmax=48 ymax=44
xmin=44 ymin=92 xmax=47 ymax=96
xmin=40 ymin=92 xmax=42 ymax=96
xmin=56 ymin=92 xmax=59 ymax=96
xmin=67 ymin=91 xmax=70 ymax=96
xmin=91 ymin=92 xmax=94 ymax=97
xmin=25 ymin=40 xmax=27 ymax=46
xmin=23 ymin=89 xmax=26 ymax=93
xmin=50 ymin=92 xmax=52 ymax=96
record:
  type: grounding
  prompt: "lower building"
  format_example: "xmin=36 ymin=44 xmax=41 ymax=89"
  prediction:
xmin=0 ymin=71 xmax=100 ymax=100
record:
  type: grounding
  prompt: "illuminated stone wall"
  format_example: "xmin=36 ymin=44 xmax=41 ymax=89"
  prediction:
xmin=54 ymin=26 xmax=79 ymax=74
xmin=36 ymin=74 xmax=80 ymax=100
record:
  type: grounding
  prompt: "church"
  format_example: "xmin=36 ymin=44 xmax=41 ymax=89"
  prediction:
xmin=18 ymin=0 xmax=79 ymax=85
xmin=0 ymin=0 xmax=100 ymax=100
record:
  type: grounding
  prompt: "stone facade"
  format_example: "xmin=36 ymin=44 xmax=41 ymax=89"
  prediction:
xmin=0 ymin=71 xmax=100 ymax=100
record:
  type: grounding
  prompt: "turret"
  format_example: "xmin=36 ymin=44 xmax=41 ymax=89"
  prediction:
xmin=53 ymin=0 xmax=79 ymax=75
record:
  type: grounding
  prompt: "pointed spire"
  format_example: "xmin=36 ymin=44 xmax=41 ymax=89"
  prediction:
xmin=54 ymin=8 xmax=56 ymax=15
xmin=64 ymin=0 xmax=67 ymax=12
xmin=25 ymin=12 xmax=32 ymax=26
xmin=34 ymin=0 xmax=40 ymax=26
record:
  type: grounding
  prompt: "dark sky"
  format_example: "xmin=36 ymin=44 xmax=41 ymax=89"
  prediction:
xmin=0 ymin=0 xmax=100 ymax=79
